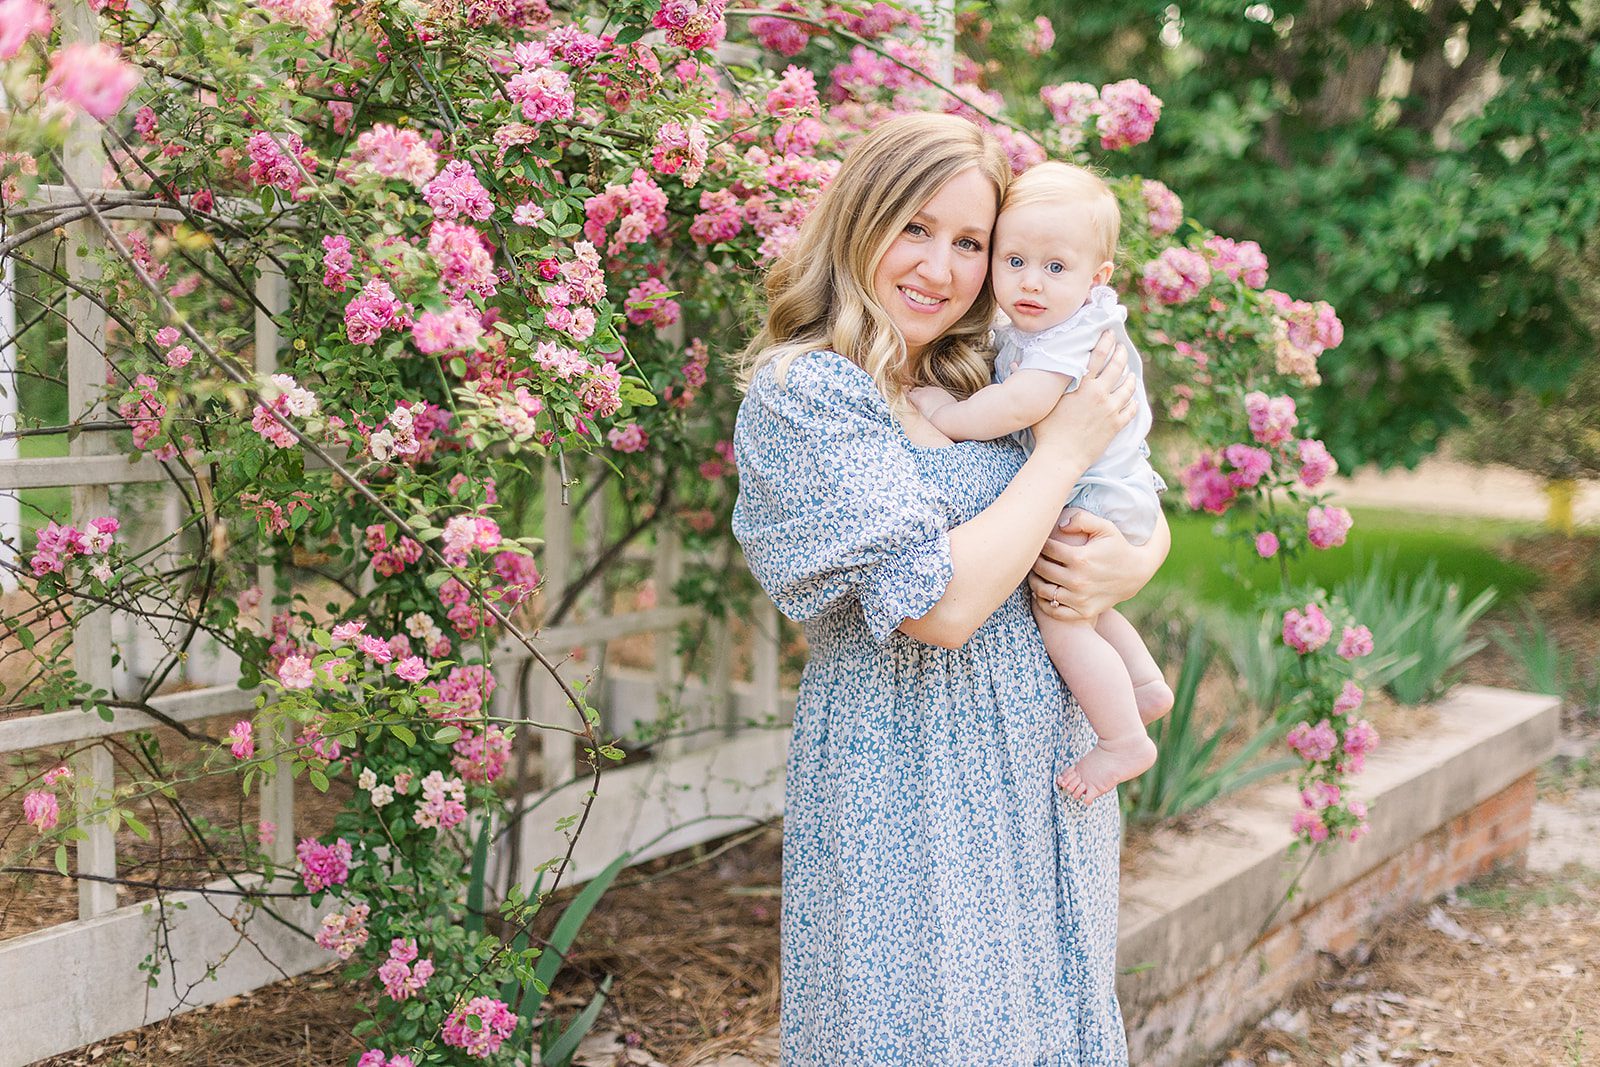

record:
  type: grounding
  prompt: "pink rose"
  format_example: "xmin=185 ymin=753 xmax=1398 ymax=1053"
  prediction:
xmin=1306 ymin=505 xmax=1353 ymax=550
xmin=1282 ymin=603 xmax=1332 ymax=654
xmin=1337 ymin=625 xmax=1374 ymax=659
xmin=44 ymin=43 xmax=140 ymax=122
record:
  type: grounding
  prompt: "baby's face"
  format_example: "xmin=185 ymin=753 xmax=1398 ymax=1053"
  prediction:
xmin=991 ymin=200 xmax=1113 ymax=332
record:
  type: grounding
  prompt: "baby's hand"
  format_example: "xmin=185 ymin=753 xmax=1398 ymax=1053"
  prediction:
xmin=908 ymin=385 xmax=958 ymax=420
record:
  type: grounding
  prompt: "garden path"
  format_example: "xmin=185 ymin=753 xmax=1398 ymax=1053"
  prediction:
xmin=1328 ymin=455 xmax=1600 ymax=527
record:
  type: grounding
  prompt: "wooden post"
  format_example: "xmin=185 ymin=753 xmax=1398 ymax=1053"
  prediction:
xmin=61 ymin=0 xmax=117 ymax=919
xmin=707 ymin=544 xmax=735 ymax=735
xmin=752 ymin=598 xmax=781 ymax=725
xmin=0 ymin=116 xmax=18 ymax=591
xmin=582 ymin=459 xmax=607 ymax=711
xmin=652 ymin=519 xmax=688 ymax=753
xmin=538 ymin=461 xmax=574 ymax=787
xmin=254 ymin=256 xmax=294 ymax=867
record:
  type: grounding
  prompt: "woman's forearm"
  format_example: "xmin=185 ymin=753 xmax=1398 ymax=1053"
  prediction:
xmin=898 ymin=449 xmax=1089 ymax=648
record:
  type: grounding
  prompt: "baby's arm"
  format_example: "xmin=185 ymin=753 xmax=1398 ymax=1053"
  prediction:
xmin=925 ymin=369 xmax=1073 ymax=442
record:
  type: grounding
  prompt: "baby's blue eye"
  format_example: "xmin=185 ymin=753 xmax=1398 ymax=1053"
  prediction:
xmin=1046 ymin=261 xmax=1066 ymax=274
xmin=1006 ymin=255 xmax=1024 ymax=269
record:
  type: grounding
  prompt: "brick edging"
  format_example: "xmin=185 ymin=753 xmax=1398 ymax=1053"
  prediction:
xmin=1117 ymin=687 xmax=1558 ymax=1067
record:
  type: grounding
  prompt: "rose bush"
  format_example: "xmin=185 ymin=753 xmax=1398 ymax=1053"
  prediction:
xmin=3 ymin=0 xmax=1374 ymax=1058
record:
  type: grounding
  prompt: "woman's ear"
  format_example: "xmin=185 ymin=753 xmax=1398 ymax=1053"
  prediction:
xmin=1093 ymin=260 xmax=1115 ymax=287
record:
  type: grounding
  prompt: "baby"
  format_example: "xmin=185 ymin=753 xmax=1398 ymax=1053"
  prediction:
xmin=914 ymin=161 xmax=1173 ymax=803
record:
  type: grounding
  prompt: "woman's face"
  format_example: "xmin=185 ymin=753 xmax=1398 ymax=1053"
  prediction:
xmin=871 ymin=166 xmax=997 ymax=363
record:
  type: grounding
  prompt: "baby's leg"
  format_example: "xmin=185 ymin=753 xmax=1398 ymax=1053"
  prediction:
xmin=1034 ymin=603 xmax=1157 ymax=804
xmin=1096 ymin=609 xmax=1175 ymax=725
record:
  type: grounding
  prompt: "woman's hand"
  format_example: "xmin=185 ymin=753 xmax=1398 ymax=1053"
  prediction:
xmin=1029 ymin=509 xmax=1171 ymax=621
xmin=1029 ymin=330 xmax=1136 ymax=463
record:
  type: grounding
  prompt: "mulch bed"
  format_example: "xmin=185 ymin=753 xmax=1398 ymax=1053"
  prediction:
xmin=16 ymin=531 xmax=1600 ymax=1066
xmin=32 ymin=826 xmax=784 ymax=1067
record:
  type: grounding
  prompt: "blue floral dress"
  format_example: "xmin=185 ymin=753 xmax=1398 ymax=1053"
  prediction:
xmin=732 ymin=350 xmax=1127 ymax=1066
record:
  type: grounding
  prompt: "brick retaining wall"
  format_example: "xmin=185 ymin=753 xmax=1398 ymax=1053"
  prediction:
xmin=1119 ymin=688 xmax=1557 ymax=1067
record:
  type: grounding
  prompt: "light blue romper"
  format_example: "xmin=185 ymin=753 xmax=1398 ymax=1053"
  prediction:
xmin=732 ymin=350 xmax=1128 ymax=1066
xmin=995 ymin=285 xmax=1166 ymax=545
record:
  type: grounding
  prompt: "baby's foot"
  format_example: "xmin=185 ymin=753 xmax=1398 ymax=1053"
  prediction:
xmin=1135 ymin=679 xmax=1175 ymax=725
xmin=1057 ymin=733 xmax=1157 ymax=804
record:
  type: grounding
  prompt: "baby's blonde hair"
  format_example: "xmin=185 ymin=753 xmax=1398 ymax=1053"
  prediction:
xmin=738 ymin=113 xmax=1011 ymax=403
xmin=1005 ymin=161 xmax=1120 ymax=265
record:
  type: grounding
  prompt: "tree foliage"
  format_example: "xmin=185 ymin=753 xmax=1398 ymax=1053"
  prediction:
xmin=991 ymin=0 xmax=1600 ymax=467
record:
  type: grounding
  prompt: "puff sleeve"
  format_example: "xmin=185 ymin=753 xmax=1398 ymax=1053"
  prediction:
xmin=731 ymin=350 xmax=953 ymax=643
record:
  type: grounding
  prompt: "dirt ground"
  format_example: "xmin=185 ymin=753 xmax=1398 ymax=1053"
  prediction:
xmin=22 ymin=530 xmax=1600 ymax=1067
xmin=1223 ymin=865 xmax=1600 ymax=1066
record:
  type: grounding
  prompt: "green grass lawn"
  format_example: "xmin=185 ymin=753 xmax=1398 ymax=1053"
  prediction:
xmin=1138 ymin=505 xmax=1542 ymax=614
xmin=14 ymin=433 xmax=70 ymax=545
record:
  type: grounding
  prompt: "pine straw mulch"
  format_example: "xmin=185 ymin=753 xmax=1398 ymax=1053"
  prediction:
xmin=1222 ymin=865 xmax=1600 ymax=1066
xmin=26 ymin=532 xmax=1600 ymax=1067
xmin=34 ymin=825 xmax=784 ymax=1067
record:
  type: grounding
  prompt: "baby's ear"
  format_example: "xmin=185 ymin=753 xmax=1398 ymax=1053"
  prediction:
xmin=1093 ymin=260 xmax=1115 ymax=287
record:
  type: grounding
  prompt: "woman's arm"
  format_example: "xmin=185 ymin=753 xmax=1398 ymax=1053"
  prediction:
xmin=1029 ymin=509 xmax=1171 ymax=622
xmin=899 ymin=339 xmax=1136 ymax=648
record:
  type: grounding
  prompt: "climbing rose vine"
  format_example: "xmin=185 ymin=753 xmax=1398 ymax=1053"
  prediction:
xmin=1 ymin=0 xmax=1369 ymax=1059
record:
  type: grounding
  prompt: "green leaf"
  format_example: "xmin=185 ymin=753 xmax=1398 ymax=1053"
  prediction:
xmin=390 ymin=723 xmax=417 ymax=747
xmin=54 ymin=844 xmax=69 ymax=876
xmin=541 ymin=976 xmax=613 ymax=1067
xmin=124 ymin=813 xmax=151 ymax=841
xmin=309 ymin=768 xmax=330 ymax=793
xmin=431 ymin=725 xmax=462 ymax=744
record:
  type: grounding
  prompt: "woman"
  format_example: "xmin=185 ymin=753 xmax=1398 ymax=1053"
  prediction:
xmin=731 ymin=114 xmax=1169 ymax=1064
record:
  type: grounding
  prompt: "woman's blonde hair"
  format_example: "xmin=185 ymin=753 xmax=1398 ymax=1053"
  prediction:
xmin=1003 ymin=161 xmax=1120 ymax=264
xmin=738 ymin=113 xmax=1011 ymax=403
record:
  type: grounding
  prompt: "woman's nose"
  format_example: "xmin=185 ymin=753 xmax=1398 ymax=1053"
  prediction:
xmin=916 ymin=245 xmax=953 ymax=285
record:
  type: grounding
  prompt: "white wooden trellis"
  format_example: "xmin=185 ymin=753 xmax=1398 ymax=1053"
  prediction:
xmin=0 ymin=17 xmax=797 ymax=1067
xmin=0 ymin=0 xmax=975 ymax=1056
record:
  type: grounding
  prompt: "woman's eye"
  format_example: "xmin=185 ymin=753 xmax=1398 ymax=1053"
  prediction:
xmin=906 ymin=222 xmax=928 ymax=237
xmin=958 ymin=237 xmax=983 ymax=252
xmin=1006 ymin=255 xmax=1024 ymax=269
xmin=1047 ymin=261 xmax=1065 ymax=274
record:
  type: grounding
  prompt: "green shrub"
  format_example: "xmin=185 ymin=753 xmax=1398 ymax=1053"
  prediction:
xmin=1336 ymin=555 xmax=1497 ymax=704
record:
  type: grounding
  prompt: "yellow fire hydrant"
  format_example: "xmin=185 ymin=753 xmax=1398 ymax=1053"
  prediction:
xmin=1545 ymin=479 xmax=1578 ymax=536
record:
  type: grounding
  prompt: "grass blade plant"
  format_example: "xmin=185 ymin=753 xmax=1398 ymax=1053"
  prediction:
xmin=1492 ymin=602 xmax=1573 ymax=697
xmin=1336 ymin=554 xmax=1498 ymax=704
